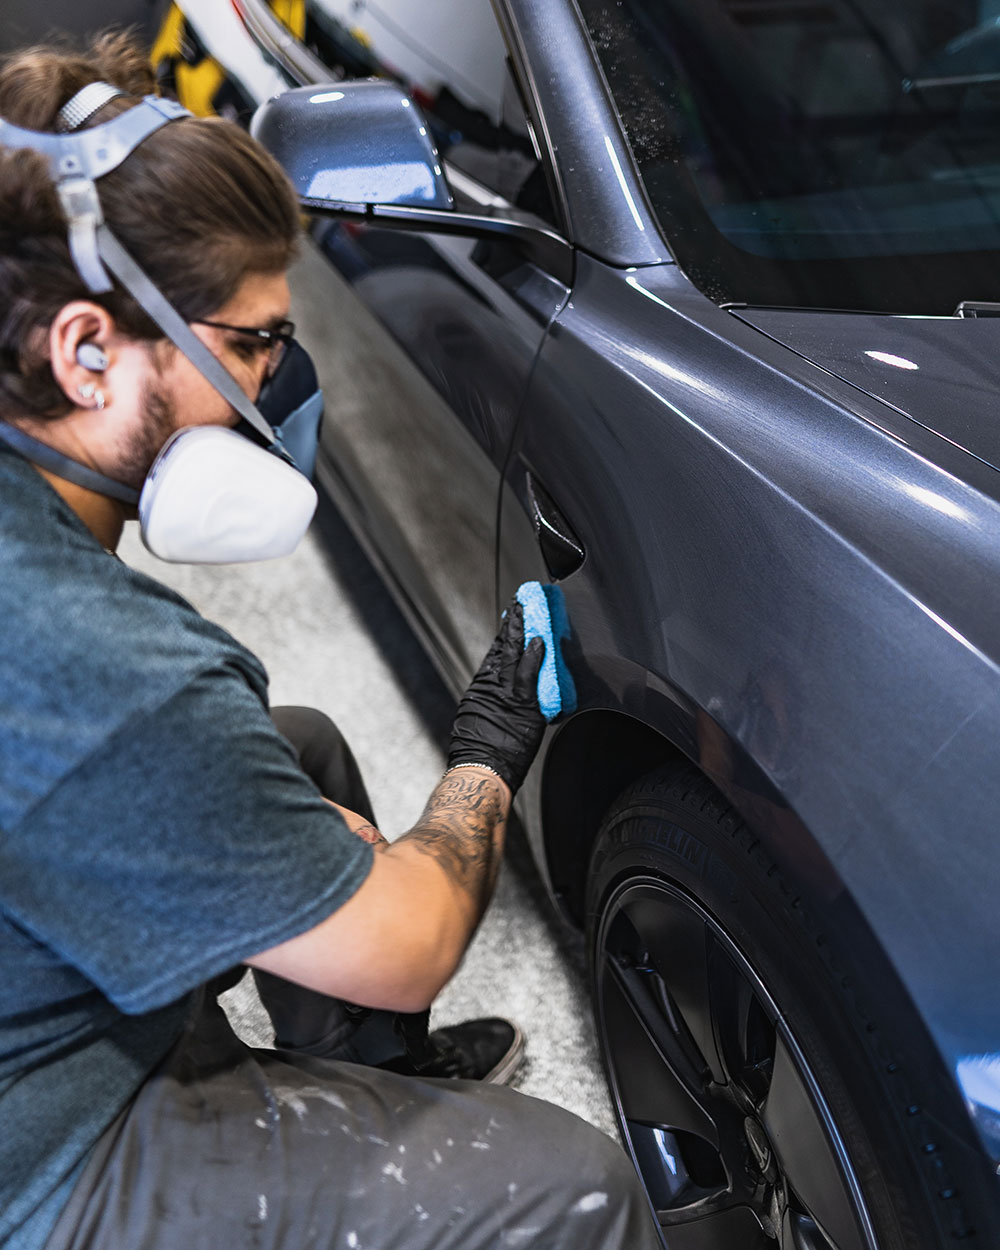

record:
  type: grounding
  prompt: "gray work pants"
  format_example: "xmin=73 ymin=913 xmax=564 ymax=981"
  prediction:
xmin=43 ymin=708 xmax=661 ymax=1250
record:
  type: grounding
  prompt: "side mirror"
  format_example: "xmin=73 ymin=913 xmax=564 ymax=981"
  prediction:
xmin=252 ymin=80 xmax=573 ymax=285
xmin=250 ymin=81 xmax=453 ymax=210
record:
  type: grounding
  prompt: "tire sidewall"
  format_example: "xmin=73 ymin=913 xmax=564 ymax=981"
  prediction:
xmin=585 ymin=766 xmax=986 ymax=1250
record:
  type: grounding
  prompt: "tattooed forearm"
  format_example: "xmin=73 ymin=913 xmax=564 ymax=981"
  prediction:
xmin=397 ymin=769 xmax=509 ymax=910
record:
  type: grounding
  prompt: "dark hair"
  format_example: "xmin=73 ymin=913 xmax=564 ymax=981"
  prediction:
xmin=0 ymin=30 xmax=301 ymax=420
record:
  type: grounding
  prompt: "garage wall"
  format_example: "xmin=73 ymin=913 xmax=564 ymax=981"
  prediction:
xmin=0 ymin=1 xmax=167 ymax=54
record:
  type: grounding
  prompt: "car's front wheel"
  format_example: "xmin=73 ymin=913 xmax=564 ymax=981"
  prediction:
xmin=586 ymin=762 xmax=987 ymax=1250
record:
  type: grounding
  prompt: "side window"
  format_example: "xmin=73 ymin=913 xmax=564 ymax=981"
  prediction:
xmin=301 ymin=0 xmax=558 ymax=226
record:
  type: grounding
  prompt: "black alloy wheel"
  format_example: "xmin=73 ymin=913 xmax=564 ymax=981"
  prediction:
xmin=594 ymin=875 xmax=874 ymax=1249
xmin=586 ymin=763 xmax=990 ymax=1250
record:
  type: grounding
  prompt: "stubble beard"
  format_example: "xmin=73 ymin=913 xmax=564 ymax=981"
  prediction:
xmin=115 ymin=375 xmax=179 ymax=493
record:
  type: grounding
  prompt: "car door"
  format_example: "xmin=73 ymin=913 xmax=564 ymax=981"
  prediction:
xmin=291 ymin=0 xmax=570 ymax=688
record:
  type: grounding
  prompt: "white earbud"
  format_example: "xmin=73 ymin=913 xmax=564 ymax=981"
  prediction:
xmin=76 ymin=343 xmax=108 ymax=372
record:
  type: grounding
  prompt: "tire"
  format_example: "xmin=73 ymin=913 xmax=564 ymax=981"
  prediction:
xmin=585 ymin=761 xmax=995 ymax=1250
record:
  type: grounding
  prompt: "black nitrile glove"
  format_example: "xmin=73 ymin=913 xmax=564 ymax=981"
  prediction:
xmin=447 ymin=600 xmax=547 ymax=794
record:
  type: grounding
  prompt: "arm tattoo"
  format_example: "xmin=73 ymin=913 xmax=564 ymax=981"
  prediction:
xmin=397 ymin=770 xmax=508 ymax=909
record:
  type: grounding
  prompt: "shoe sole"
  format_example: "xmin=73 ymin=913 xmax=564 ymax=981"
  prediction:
xmin=484 ymin=1022 xmax=526 ymax=1085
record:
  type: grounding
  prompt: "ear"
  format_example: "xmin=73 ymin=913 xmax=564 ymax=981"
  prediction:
xmin=48 ymin=302 xmax=116 ymax=409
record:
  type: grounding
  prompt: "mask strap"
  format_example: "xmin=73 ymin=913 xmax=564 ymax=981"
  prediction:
xmin=0 ymin=421 xmax=139 ymax=505
xmin=95 ymin=226 xmax=281 ymax=448
xmin=0 ymin=96 xmax=191 ymax=293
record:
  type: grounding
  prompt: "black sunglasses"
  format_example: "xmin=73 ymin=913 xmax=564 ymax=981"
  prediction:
xmin=193 ymin=318 xmax=296 ymax=379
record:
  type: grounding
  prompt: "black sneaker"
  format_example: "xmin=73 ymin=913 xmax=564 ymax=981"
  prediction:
xmin=378 ymin=1017 xmax=525 ymax=1085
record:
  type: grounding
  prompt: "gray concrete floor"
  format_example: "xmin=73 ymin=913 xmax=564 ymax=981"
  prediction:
xmin=118 ymin=502 xmax=617 ymax=1140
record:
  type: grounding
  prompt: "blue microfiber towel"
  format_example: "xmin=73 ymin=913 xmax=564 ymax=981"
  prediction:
xmin=516 ymin=581 xmax=577 ymax=722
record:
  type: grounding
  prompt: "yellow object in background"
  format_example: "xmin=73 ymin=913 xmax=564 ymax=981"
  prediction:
xmin=150 ymin=1 xmax=306 ymax=117
xmin=270 ymin=0 xmax=306 ymax=40
xmin=149 ymin=4 xmax=225 ymax=118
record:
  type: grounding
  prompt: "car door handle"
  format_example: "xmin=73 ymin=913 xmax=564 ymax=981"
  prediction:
xmin=527 ymin=472 xmax=585 ymax=580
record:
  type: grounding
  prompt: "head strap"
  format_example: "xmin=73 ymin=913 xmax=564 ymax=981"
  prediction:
xmin=0 ymin=95 xmax=189 ymax=292
xmin=56 ymin=81 xmax=125 ymax=133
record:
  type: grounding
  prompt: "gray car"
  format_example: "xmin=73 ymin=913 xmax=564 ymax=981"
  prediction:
xmin=168 ymin=0 xmax=1000 ymax=1245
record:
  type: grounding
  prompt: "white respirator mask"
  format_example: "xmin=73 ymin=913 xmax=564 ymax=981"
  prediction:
xmin=0 ymin=85 xmax=320 ymax=564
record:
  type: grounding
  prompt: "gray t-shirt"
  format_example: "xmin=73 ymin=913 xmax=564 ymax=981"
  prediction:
xmin=0 ymin=448 xmax=374 ymax=1248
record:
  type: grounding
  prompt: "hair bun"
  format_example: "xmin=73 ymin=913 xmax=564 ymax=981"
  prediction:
xmin=0 ymin=31 xmax=153 ymax=133
xmin=90 ymin=31 xmax=156 ymax=98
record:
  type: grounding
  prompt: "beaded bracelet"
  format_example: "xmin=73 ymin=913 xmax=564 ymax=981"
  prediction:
xmin=443 ymin=762 xmax=505 ymax=783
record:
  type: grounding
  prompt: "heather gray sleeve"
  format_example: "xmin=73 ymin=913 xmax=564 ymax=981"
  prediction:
xmin=1 ymin=665 xmax=374 ymax=1013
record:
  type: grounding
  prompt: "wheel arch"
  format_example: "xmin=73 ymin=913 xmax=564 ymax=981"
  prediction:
xmin=537 ymin=700 xmax=846 ymax=929
xmin=538 ymin=709 xmax=681 ymax=925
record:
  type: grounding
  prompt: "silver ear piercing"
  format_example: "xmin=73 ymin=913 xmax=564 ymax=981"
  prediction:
xmin=77 ymin=382 xmax=105 ymax=410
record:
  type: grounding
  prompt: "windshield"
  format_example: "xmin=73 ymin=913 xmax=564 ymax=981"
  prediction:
xmin=578 ymin=0 xmax=1000 ymax=313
